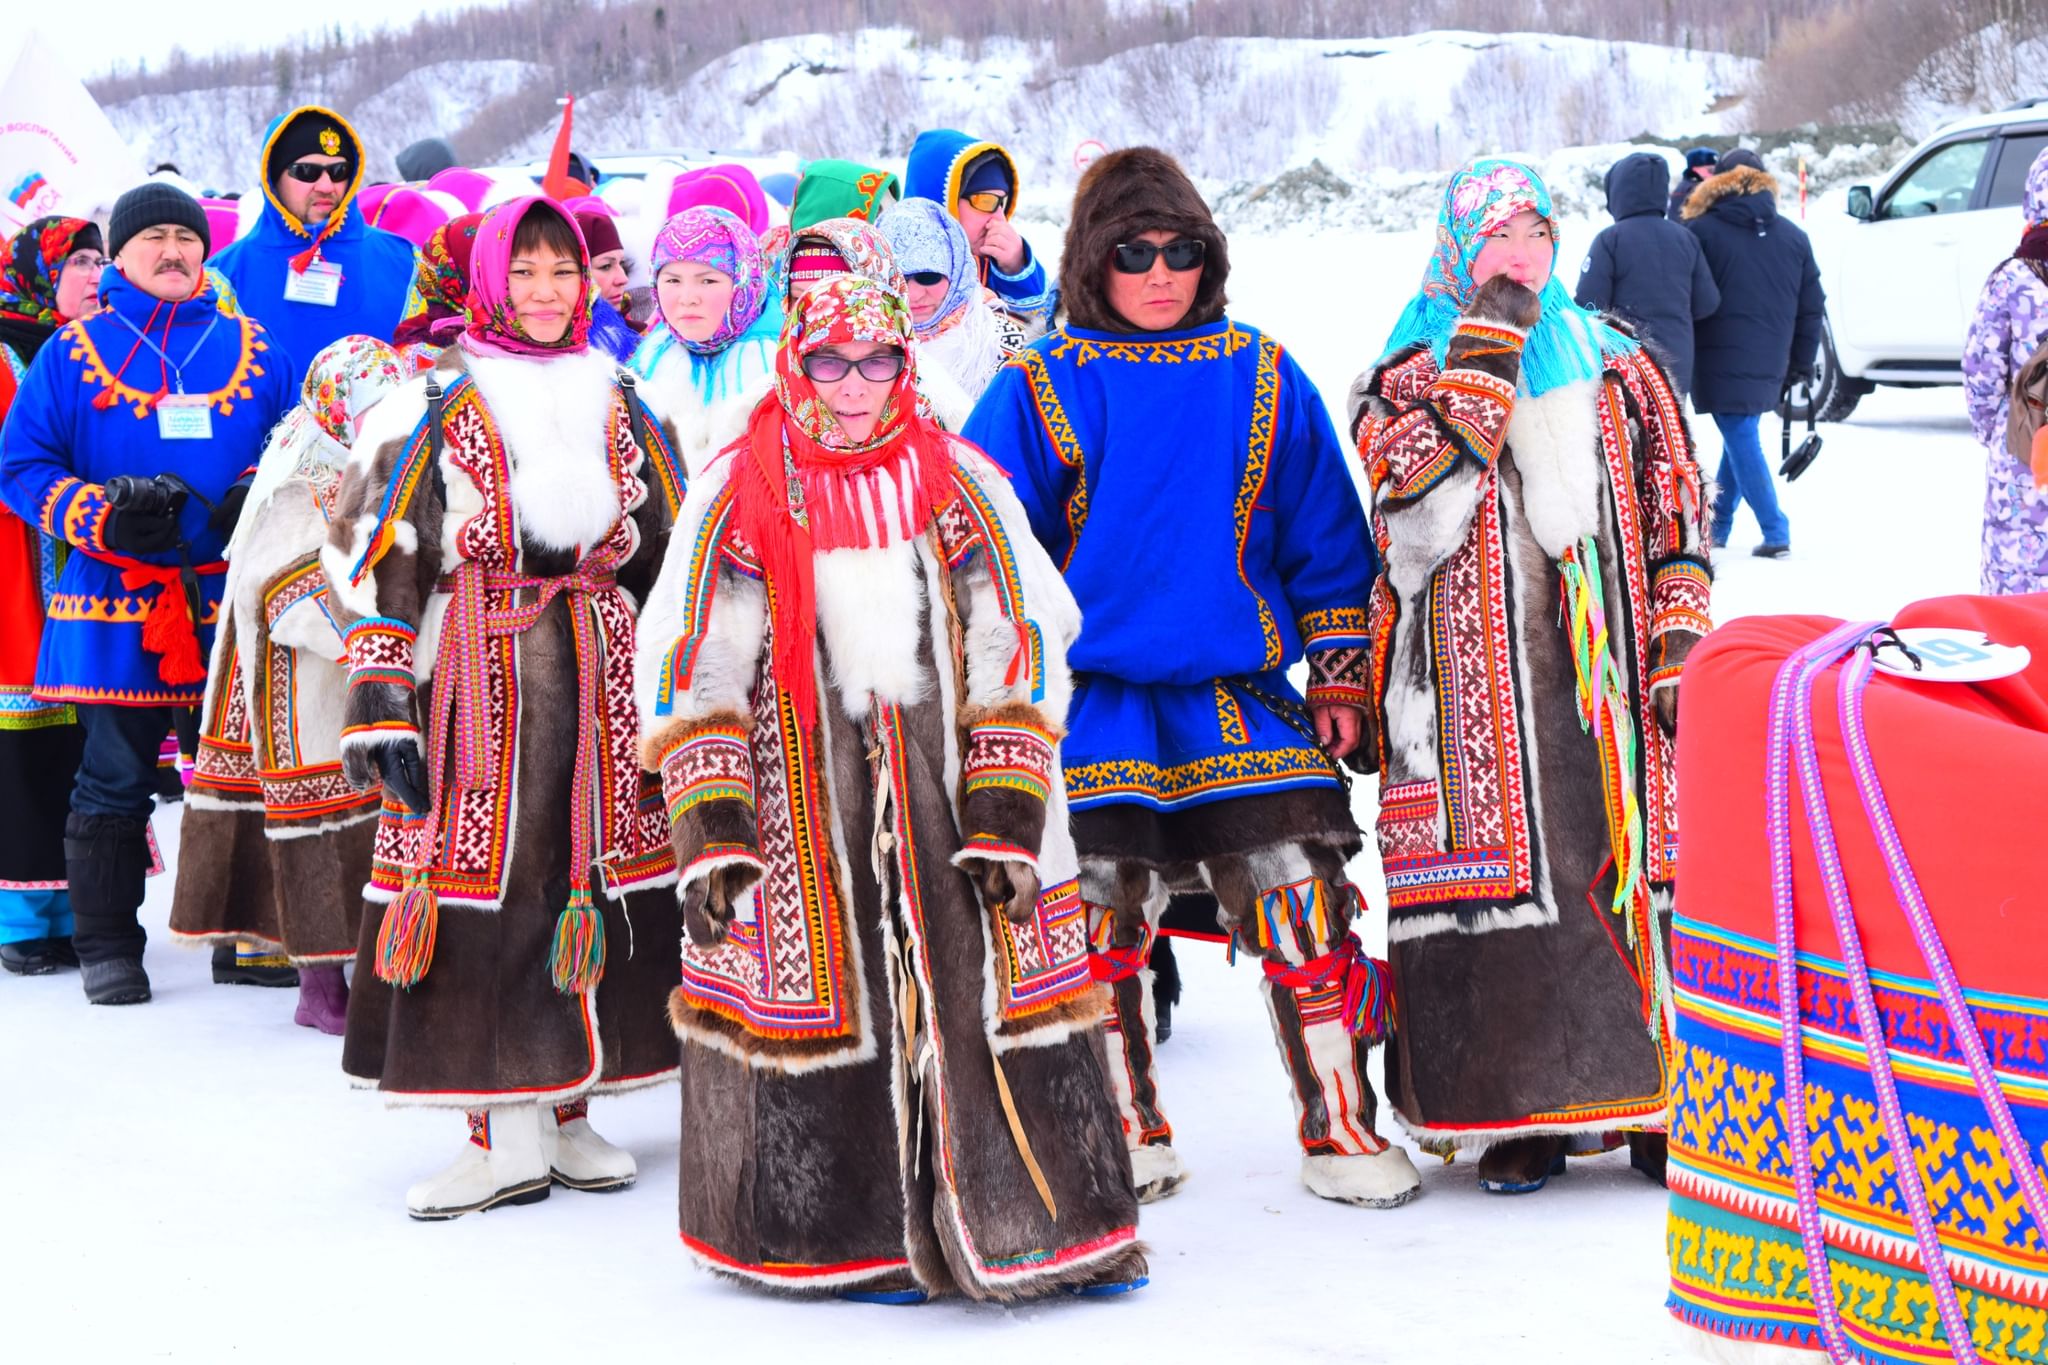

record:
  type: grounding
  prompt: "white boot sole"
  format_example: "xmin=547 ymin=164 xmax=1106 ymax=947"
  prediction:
xmin=1301 ymin=1148 xmax=1423 ymax=1209
xmin=408 ymin=1177 xmax=551 ymax=1221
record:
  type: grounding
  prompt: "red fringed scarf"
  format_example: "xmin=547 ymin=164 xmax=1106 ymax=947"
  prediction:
xmin=726 ymin=276 xmax=951 ymax=732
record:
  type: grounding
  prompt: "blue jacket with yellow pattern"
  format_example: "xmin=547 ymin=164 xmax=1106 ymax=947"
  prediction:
xmin=0 ymin=267 xmax=295 ymax=706
xmin=961 ymin=317 xmax=1376 ymax=814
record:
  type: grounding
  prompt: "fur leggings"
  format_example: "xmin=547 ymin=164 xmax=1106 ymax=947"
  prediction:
xmin=1083 ymin=840 xmax=1392 ymax=1160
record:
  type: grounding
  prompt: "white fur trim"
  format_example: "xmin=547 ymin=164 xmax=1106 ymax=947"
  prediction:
xmin=336 ymin=727 xmax=415 ymax=756
xmin=1505 ymin=379 xmax=1603 ymax=559
xmin=183 ymin=790 xmax=266 ymax=814
xmin=466 ymin=349 xmax=623 ymax=553
xmin=264 ymin=806 xmax=381 ymax=842
xmin=1300 ymin=1149 xmax=1422 ymax=1208
xmin=1394 ymin=1108 xmax=1666 ymax=1150
xmin=1386 ymin=901 xmax=1557 ymax=942
xmin=814 ymin=540 xmax=928 ymax=718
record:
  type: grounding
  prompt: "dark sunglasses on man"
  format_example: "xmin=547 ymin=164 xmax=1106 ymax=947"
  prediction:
xmin=801 ymin=350 xmax=906 ymax=383
xmin=1112 ymin=238 xmax=1206 ymax=274
xmin=283 ymin=160 xmax=353 ymax=185
xmin=961 ymin=190 xmax=1009 ymax=215
xmin=905 ymin=270 xmax=948 ymax=287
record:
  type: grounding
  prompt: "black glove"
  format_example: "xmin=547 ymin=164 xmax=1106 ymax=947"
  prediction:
xmin=1786 ymin=366 xmax=1816 ymax=387
xmin=101 ymin=505 xmax=182 ymax=556
xmin=682 ymin=863 xmax=763 ymax=948
xmin=370 ymin=737 xmax=430 ymax=815
xmin=207 ymin=475 xmax=255 ymax=540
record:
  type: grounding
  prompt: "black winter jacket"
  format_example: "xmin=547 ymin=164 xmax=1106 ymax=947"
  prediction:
xmin=1575 ymin=153 xmax=1721 ymax=394
xmin=1683 ymin=165 xmax=1827 ymax=416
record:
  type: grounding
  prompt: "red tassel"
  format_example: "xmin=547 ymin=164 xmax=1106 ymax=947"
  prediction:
xmin=289 ymin=244 xmax=318 ymax=274
xmin=141 ymin=586 xmax=206 ymax=685
xmin=92 ymin=386 xmax=119 ymax=410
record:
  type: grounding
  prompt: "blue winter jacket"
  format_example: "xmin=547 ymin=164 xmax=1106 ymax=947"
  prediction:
xmin=1682 ymin=166 xmax=1828 ymax=416
xmin=209 ymin=106 xmax=418 ymax=376
xmin=905 ymin=129 xmax=1054 ymax=325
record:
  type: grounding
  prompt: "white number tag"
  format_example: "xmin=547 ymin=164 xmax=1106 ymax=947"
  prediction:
xmin=1872 ymin=627 xmax=2031 ymax=683
xmin=155 ymin=396 xmax=214 ymax=441
xmin=282 ymin=259 xmax=344 ymax=306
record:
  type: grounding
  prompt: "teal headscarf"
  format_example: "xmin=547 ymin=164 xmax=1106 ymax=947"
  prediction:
xmin=1383 ymin=158 xmax=1637 ymax=398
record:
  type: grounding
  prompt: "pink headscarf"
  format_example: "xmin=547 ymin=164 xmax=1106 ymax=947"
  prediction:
xmin=459 ymin=197 xmax=592 ymax=362
xmin=668 ymin=164 xmax=771 ymax=235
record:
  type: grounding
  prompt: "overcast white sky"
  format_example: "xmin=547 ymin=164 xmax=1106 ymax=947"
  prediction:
xmin=44 ymin=3 xmax=510 ymax=79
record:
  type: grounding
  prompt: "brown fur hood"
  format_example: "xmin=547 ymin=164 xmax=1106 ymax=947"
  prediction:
xmin=1058 ymin=147 xmax=1229 ymax=334
xmin=1681 ymin=165 xmax=1779 ymax=221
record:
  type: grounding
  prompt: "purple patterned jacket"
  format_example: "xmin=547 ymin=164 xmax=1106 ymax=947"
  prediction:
xmin=1963 ymin=148 xmax=2048 ymax=594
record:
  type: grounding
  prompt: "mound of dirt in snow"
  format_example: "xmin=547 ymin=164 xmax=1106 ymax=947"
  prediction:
xmin=1212 ymin=159 xmax=1358 ymax=233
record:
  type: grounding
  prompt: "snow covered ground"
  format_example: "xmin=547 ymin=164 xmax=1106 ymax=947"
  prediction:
xmin=0 ymin=222 xmax=1985 ymax=1363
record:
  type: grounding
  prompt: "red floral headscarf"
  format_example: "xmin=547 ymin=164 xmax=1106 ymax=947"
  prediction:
xmin=728 ymin=275 xmax=951 ymax=729
xmin=0 ymin=216 xmax=102 ymax=359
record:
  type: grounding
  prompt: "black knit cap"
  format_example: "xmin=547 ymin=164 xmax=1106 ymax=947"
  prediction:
xmin=108 ymin=182 xmax=211 ymax=260
xmin=268 ymin=110 xmax=353 ymax=186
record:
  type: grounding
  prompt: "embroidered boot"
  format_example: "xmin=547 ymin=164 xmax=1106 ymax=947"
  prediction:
xmin=1221 ymin=858 xmax=1421 ymax=1209
xmin=1084 ymin=864 xmax=1186 ymax=1203
xmin=405 ymin=1106 xmax=551 ymax=1220
xmin=292 ymin=963 xmax=349 ymax=1035
xmin=543 ymin=1099 xmax=636 ymax=1192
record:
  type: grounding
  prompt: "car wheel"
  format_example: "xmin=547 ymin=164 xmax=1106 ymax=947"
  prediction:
xmin=1780 ymin=318 xmax=1868 ymax=424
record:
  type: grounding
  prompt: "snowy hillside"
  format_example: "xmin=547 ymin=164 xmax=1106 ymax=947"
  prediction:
xmin=101 ymin=28 xmax=1752 ymax=213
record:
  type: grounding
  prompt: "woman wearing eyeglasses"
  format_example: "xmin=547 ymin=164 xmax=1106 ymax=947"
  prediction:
xmin=634 ymin=268 xmax=1143 ymax=1301
xmin=627 ymin=206 xmax=781 ymax=477
xmin=0 ymin=218 xmax=104 ymax=975
xmin=324 ymin=197 xmax=686 ymax=1220
xmin=907 ymin=130 xmax=1055 ymax=337
xmin=962 ymin=147 xmax=1421 ymax=1213
xmin=209 ymin=105 xmax=418 ymax=378
xmin=876 ymin=196 xmax=1027 ymax=426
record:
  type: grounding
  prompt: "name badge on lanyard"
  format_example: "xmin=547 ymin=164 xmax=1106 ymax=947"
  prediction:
xmin=156 ymin=394 xmax=214 ymax=441
xmin=283 ymin=258 xmax=344 ymax=307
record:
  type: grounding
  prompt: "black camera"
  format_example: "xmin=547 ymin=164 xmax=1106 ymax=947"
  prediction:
xmin=104 ymin=474 xmax=189 ymax=518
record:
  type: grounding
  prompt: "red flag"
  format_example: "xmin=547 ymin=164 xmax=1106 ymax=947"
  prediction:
xmin=540 ymin=94 xmax=588 ymax=200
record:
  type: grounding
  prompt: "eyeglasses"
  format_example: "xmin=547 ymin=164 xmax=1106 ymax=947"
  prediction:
xmin=960 ymin=190 xmax=1009 ymax=215
xmin=283 ymin=160 xmax=353 ymax=185
xmin=64 ymin=251 xmax=106 ymax=272
xmin=905 ymin=270 xmax=948 ymax=287
xmin=1112 ymin=239 xmax=1206 ymax=274
xmin=801 ymin=350 xmax=906 ymax=383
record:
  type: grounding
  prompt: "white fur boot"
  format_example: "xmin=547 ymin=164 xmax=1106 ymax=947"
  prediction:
xmin=405 ymin=1105 xmax=551 ymax=1220
xmin=1130 ymin=1142 xmax=1188 ymax=1204
xmin=544 ymin=1102 xmax=637 ymax=1192
xmin=1301 ymin=1147 xmax=1423 ymax=1209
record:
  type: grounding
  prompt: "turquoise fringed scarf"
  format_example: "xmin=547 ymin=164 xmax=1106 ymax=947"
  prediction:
xmin=1383 ymin=158 xmax=1638 ymax=397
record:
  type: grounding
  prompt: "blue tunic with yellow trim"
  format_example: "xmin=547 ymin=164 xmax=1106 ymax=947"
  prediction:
xmin=0 ymin=269 xmax=295 ymax=706
xmin=209 ymin=108 xmax=419 ymax=374
xmin=961 ymin=318 xmax=1376 ymax=814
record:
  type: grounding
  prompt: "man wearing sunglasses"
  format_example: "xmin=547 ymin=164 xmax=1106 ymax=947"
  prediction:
xmin=963 ymin=148 xmax=1420 ymax=1214
xmin=209 ymin=105 xmax=418 ymax=381
xmin=906 ymin=129 xmax=1056 ymax=335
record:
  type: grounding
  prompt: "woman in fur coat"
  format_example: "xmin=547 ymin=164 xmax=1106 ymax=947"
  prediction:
xmin=627 ymin=207 xmax=781 ymax=477
xmin=1350 ymin=159 xmax=1711 ymax=1193
xmin=634 ymin=272 xmax=1145 ymax=1301
xmin=168 ymin=337 xmax=407 ymax=1033
xmin=323 ymin=197 xmax=686 ymax=1220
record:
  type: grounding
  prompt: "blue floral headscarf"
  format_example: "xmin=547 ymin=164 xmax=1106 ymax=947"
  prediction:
xmin=1384 ymin=158 xmax=1637 ymax=397
xmin=875 ymin=197 xmax=976 ymax=338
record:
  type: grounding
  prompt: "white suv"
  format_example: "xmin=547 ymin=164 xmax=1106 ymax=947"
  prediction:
xmin=1792 ymin=101 xmax=2047 ymax=421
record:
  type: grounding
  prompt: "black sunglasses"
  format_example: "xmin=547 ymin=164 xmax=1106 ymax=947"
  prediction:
xmin=283 ymin=160 xmax=353 ymax=185
xmin=905 ymin=270 xmax=948 ymax=287
xmin=801 ymin=350 xmax=906 ymax=383
xmin=1111 ymin=238 xmax=1205 ymax=274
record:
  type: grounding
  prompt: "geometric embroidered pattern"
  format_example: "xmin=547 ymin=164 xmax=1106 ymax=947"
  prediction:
xmin=661 ymin=720 xmax=755 ymax=820
xmin=962 ymin=719 xmax=1055 ymax=804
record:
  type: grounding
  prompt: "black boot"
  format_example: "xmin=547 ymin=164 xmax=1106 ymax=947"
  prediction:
xmin=1147 ymin=935 xmax=1181 ymax=1043
xmin=1627 ymin=1131 xmax=1668 ymax=1187
xmin=211 ymin=942 xmax=298 ymax=987
xmin=1476 ymin=1135 xmax=1569 ymax=1194
xmin=64 ymin=812 xmax=153 ymax=1005
xmin=1 ymin=937 xmax=79 ymax=975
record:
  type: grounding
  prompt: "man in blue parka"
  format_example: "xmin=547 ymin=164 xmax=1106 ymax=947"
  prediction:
xmin=906 ymin=128 xmax=1056 ymax=333
xmin=209 ymin=105 xmax=417 ymax=373
xmin=1 ymin=183 xmax=296 ymax=1004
